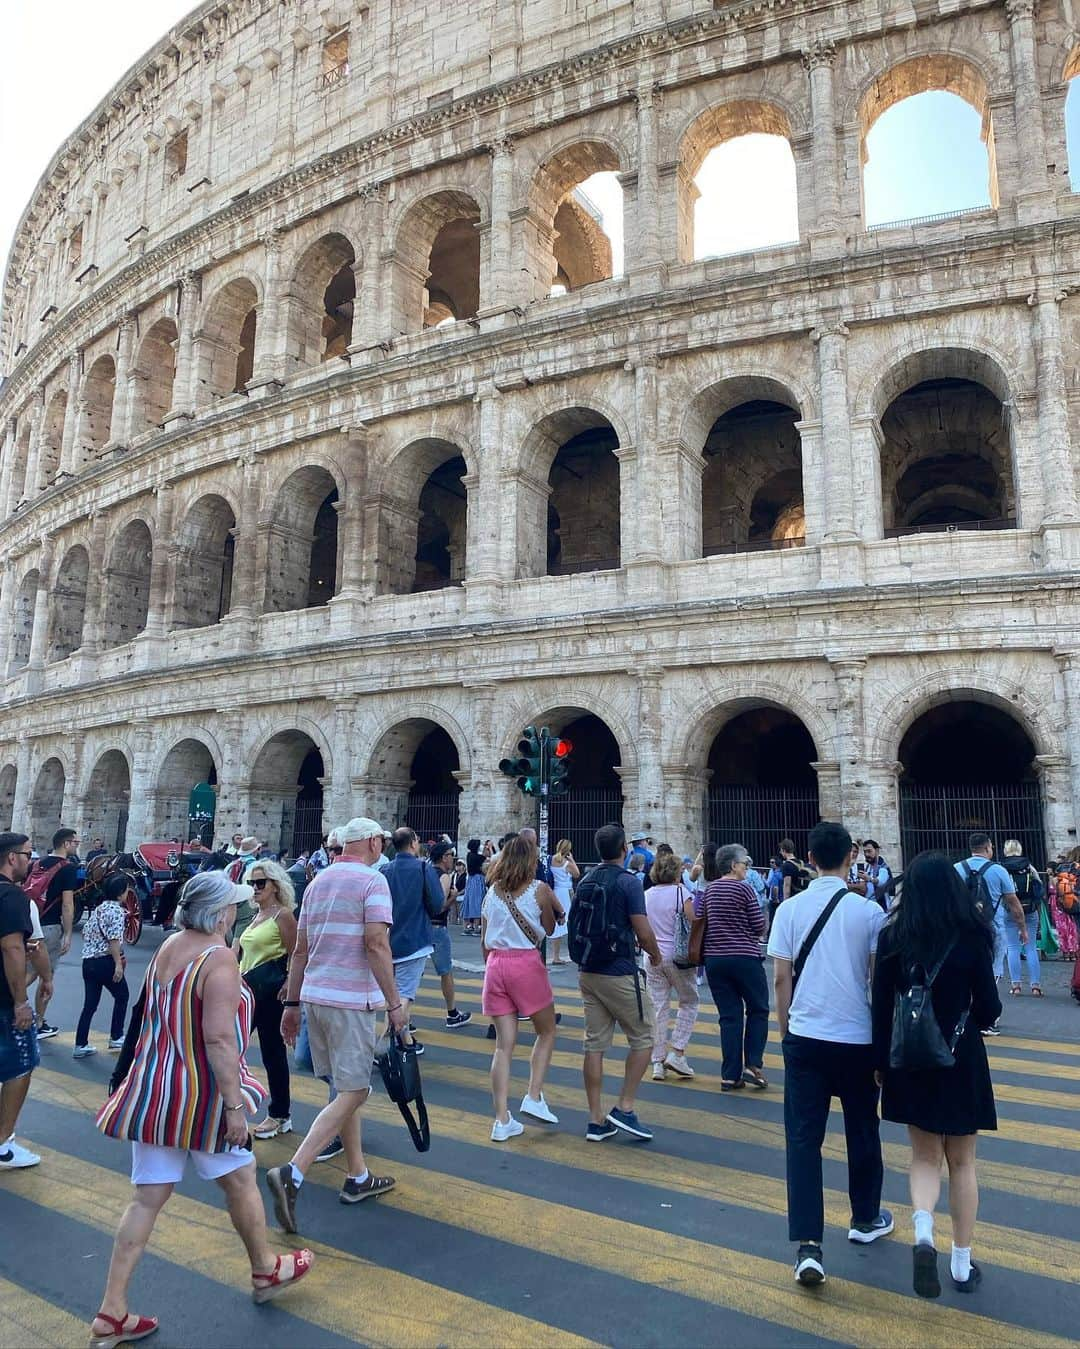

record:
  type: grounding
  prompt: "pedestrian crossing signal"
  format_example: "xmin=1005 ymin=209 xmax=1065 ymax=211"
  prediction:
xmin=499 ymin=725 xmax=544 ymax=796
xmin=550 ymin=737 xmax=572 ymax=796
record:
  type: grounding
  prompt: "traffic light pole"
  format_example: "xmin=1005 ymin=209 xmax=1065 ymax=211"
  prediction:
xmin=537 ymin=728 xmax=550 ymax=864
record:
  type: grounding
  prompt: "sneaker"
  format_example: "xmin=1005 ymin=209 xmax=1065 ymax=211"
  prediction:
xmin=664 ymin=1051 xmax=695 ymax=1079
xmin=519 ymin=1093 xmax=558 ymax=1124
xmin=36 ymin=1021 xmax=59 ymax=1040
xmin=848 ymin=1210 xmax=894 ymax=1244
xmin=585 ymin=1121 xmax=618 ymax=1142
xmin=410 ymin=1040 xmax=425 ymax=1057
xmin=445 ymin=1010 xmax=472 ymax=1029
xmin=491 ymin=1114 xmax=525 ymax=1142
xmin=912 ymin=1243 xmax=941 ymax=1299
xmin=315 ymin=1136 xmax=343 ymax=1163
xmin=108 ymin=1037 xmax=125 ymax=1050
xmin=794 ymin=1244 xmax=825 ymax=1286
xmin=651 ymin=1062 xmax=666 ymax=1082
xmin=265 ymin=1165 xmax=299 ymax=1233
xmin=606 ymin=1107 xmax=653 ymax=1141
xmin=951 ymin=1261 xmax=982 ymax=1293
xmin=981 ymin=1021 xmax=1002 ymax=1037
xmin=72 ymin=1044 xmax=98 ymax=1059
xmin=339 ymin=1173 xmax=396 ymax=1203
xmin=0 ymin=1140 xmax=41 ymax=1169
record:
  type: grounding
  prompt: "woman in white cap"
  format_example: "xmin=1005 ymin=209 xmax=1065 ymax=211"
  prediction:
xmin=91 ymin=871 xmax=313 ymax=1347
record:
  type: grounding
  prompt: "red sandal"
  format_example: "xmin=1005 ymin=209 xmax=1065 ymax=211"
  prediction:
xmin=89 ymin=1311 xmax=159 ymax=1349
xmin=251 ymin=1247 xmax=315 ymax=1304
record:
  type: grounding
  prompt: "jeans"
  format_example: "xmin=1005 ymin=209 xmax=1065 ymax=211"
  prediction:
xmin=781 ymin=1034 xmax=883 ymax=1244
xmin=704 ymin=955 xmax=769 ymax=1082
xmin=992 ymin=910 xmax=1007 ymax=979
xmin=1005 ymin=916 xmax=1041 ymax=987
xmin=250 ymin=984 xmax=291 ymax=1118
xmin=76 ymin=955 xmax=130 ymax=1046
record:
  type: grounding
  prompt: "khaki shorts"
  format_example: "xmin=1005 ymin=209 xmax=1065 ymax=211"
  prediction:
xmin=303 ymin=1002 xmax=377 ymax=1092
xmin=26 ymin=923 xmax=63 ymax=985
xmin=579 ymin=971 xmax=655 ymax=1053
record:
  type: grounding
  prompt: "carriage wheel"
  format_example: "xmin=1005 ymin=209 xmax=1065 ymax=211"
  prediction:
xmin=124 ymin=890 xmax=143 ymax=945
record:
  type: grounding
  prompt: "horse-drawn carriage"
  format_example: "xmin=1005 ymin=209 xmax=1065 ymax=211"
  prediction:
xmin=75 ymin=843 xmax=215 ymax=945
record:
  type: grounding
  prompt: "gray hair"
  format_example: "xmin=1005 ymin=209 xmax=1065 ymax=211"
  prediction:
xmin=177 ymin=871 xmax=240 ymax=934
xmin=246 ymin=857 xmax=297 ymax=911
xmin=1003 ymin=838 xmax=1022 ymax=858
xmin=716 ymin=844 xmax=750 ymax=876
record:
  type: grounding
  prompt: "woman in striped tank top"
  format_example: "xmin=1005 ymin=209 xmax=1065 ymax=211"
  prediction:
xmin=89 ymin=872 xmax=313 ymax=1349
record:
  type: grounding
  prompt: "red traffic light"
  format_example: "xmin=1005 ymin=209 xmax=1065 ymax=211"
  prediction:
xmin=554 ymin=738 xmax=572 ymax=758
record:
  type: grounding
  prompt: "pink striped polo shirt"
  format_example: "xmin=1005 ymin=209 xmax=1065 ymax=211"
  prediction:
xmin=298 ymin=861 xmax=393 ymax=1010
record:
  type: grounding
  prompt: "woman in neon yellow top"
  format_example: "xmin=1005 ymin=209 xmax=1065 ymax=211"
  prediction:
xmin=237 ymin=859 xmax=298 ymax=1139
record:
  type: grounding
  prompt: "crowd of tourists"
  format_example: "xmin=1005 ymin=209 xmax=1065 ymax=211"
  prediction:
xmin=0 ymin=807 xmax=1074 ymax=1343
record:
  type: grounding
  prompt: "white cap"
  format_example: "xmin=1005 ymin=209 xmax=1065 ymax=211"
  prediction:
xmin=339 ymin=816 xmax=385 ymax=843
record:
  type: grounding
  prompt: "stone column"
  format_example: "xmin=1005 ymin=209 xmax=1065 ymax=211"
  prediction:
xmin=830 ymin=657 xmax=867 ymax=833
xmin=77 ymin=514 xmax=109 ymax=658
xmin=23 ymin=389 xmax=46 ymax=499
xmin=654 ymin=440 xmax=705 ymax=562
xmin=124 ymin=724 xmax=155 ymax=848
xmin=457 ymin=682 xmax=499 ymax=841
xmin=811 ymin=760 xmax=842 ymax=823
xmin=1033 ymin=753 xmax=1071 ymax=861
xmin=1005 ymin=0 xmax=1052 ymax=219
xmin=812 ymin=320 xmax=864 ymax=584
xmin=1055 ymin=651 xmax=1080 ymax=834
xmin=227 ymin=457 xmax=263 ymax=619
xmin=333 ymin=426 xmax=371 ymax=602
xmin=467 ymin=385 xmax=505 ymax=586
xmin=213 ymin=710 xmax=248 ymax=836
xmin=803 ymin=40 xmax=843 ymax=255
xmin=793 ymin=419 xmax=826 ymax=548
xmin=485 ymin=137 xmax=516 ymax=312
xmin=60 ymin=352 xmax=82 ymax=476
xmin=630 ymin=359 xmax=661 ymax=563
xmin=110 ymin=313 xmax=137 ymax=447
xmin=627 ymin=85 xmax=663 ymax=281
xmin=865 ymin=760 xmax=903 ymax=865
xmin=0 ymin=417 xmax=17 ymax=516
xmin=166 ymin=270 xmax=199 ymax=424
xmin=248 ymin=229 xmax=285 ymax=394
xmin=11 ymin=737 xmax=32 ymax=835
xmin=326 ymin=699 xmax=359 ymax=824
xmin=1031 ymin=290 xmax=1079 ymax=551
xmin=25 ymin=537 xmax=54 ymax=677
xmin=142 ymin=485 xmax=175 ymax=638
xmin=349 ymin=185 xmax=389 ymax=358
xmin=634 ymin=667 xmax=665 ymax=826
xmin=661 ymin=765 xmax=711 ymax=859
xmin=0 ymin=561 xmax=15 ymax=676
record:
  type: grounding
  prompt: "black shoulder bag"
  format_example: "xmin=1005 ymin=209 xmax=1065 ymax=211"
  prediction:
xmin=375 ymin=1031 xmax=431 ymax=1152
xmin=889 ymin=939 xmax=968 ymax=1072
xmin=791 ymin=882 xmax=849 ymax=989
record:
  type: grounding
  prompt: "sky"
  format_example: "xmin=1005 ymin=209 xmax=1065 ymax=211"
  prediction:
xmin=1 ymin=6 xmax=1077 ymax=285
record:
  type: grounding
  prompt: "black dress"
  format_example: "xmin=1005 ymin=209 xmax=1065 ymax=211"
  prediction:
xmin=871 ymin=926 xmax=1002 ymax=1135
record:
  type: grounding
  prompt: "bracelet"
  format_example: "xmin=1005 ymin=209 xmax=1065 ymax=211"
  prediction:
xmin=224 ymin=1102 xmax=245 ymax=1113
xmin=387 ymin=1003 xmax=402 ymax=1012
xmin=282 ymin=1000 xmax=300 ymax=1008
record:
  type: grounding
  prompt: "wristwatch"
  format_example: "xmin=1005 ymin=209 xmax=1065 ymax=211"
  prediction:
xmin=282 ymin=1000 xmax=300 ymax=1008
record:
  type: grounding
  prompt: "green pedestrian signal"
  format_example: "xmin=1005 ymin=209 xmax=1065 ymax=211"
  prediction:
xmin=499 ymin=724 xmax=545 ymax=797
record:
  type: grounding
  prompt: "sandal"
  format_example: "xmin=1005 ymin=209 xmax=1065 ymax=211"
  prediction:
xmin=720 ymin=1079 xmax=745 ymax=1092
xmin=252 ymin=1116 xmax=293 ymax=1139
xmin=251 ymin=1248 xmax=315 ymax=1304
xmin=89 ymin=1312 xmax=159 ymax=1349
xmin=742 ymin=1067 xmax=768 ymax=1090
xmin=1010 ymin=984 xmax=1022 ymax=996
xmin=1032 ymin=986 xmax=1043 ymax=997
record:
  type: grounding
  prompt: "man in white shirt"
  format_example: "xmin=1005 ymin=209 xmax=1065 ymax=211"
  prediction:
xmin=767 ymin=821 xmax=891 ymax=1288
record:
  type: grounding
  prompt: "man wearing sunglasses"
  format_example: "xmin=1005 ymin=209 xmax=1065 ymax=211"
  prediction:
xmin=0 ymin=832 xmax=42 ymax=1169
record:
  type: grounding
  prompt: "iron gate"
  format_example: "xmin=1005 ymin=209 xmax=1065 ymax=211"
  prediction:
xmin=405 ymin=791 xmax=461 ymax=846
xmin=548 ymin=788 xmax=624 ymax=863
xmin=899 ymin=782 xmax=1046 ymax=869
xmin=281 ymin=799 xmax=325 ymax=858
xmin=705 ymin=786 xmax=820 ymax=863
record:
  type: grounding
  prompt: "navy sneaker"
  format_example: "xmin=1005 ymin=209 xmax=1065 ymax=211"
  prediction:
xmin=848 ymin=1209 xmax=893 ymax=1244
xmin=606 ymin=1108 xmax=653 ymax=1141
xmin=585 ymin=1121 xmax=618 ymax=1142
xmin=445 ymin=1010 xmax=472 ymax=1029
xmin=794 ymin=1244 xmax=825 ymax=1286
xmin=315 ymin=1136 xmax=343 ymax=1163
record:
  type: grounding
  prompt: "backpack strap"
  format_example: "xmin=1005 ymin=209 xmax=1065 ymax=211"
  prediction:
xmin=792 ymin=882 xmax=848 ymax=986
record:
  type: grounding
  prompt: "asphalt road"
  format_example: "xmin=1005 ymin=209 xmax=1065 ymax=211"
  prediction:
xmin=1 ymin=928 xmax=1077 ymax=1348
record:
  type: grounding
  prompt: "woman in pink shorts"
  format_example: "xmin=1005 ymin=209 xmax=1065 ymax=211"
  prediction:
xmin=481 ymin=835 xmax=562 ymax=1141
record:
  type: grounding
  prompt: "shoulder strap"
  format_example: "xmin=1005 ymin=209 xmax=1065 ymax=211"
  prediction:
xmin=498 ymin=884 xmax=543 ymax=947
xmin=792 ymin=882 xmax=848 ymax=985
xmin=923 ymin=936 xmax=958 ymax=986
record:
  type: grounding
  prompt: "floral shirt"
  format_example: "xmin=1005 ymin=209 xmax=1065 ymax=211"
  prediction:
xmin=82 ymin=901 xmax=125 ymax=960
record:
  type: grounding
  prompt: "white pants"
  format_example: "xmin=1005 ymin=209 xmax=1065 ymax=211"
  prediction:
xmin=130 ymin=1141 xmax=254 ymax=1185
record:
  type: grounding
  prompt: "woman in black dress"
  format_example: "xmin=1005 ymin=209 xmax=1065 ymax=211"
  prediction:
xmin=871 ymin=851 xmax=1001 ymax=1300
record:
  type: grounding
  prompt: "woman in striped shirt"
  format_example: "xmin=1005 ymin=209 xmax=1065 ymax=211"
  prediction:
xmin=695 ymin=843 xmax=769 ymax=1092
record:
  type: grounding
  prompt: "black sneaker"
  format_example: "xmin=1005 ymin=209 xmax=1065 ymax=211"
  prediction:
xmin=606 ymin=1108 xmax=653 ymax=1141
xmin=445 ymin=1010 xmax=472 ymax=1029
xmin=265 ymin=1164 xmax=299 ymax=1233
xmin=981 ymin=1020 xmax=1002 ymax=1037
xmin=952 ymin=1262 xmax=982 ymax=1293
xmin=36 ymin=1021 xmax=59 ymax=1040
xmin=912 ymin=1243 xmax=941 ymax=1299
xmin=795 ymin=1244 xmax=825 ymax=1286
xmin=585 ymin=1121 xmax=618 ymax=1142
xmin=315 ymin=1136 xmax=344 ymax=1163
xmin=848 ymin=1209 xmax=893 ymax=1243
xmin=409 ymin=1039 xmax=425 ymax=1056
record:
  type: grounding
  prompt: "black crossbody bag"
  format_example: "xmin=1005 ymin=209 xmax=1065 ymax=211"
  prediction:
xmin=791 ymin=882 xmax=849 ymax=989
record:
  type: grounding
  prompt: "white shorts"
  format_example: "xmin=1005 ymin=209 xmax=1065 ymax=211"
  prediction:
xmin=130 ymin=1140 xmax=255 ymax=1185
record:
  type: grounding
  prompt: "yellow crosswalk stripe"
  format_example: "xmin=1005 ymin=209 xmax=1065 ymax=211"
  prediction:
xmin=3 ymin=1145 xmax=598 ymax=1349
xmin=0 ymin=1276 xmax=90 ymax=1349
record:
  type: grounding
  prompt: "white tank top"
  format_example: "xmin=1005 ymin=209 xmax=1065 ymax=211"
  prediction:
xmin=482 ymin=880 xmax=543 ymax=949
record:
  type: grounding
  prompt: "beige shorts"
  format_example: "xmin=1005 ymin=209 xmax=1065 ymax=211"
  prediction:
xmin=304 ymin=1002 xmax=377 ymax=1092
xmin=26 ymin=923 xmax=62 ymax=984
xmin=579 ymin=970 xmax=655 ymax=1053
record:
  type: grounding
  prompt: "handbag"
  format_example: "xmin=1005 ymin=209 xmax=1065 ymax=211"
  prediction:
xmin=242 ymin=954 xmax=288 ymax=999
xmin=672 ymin=886 xmax=694 ymax=969
xmin=889 ymin=939 xmax=968 ymax=1072
xmin=375 ymin=1030 xmax=431 ymax=1152
xmin=687 ymin=892 xmax=708 ymax=968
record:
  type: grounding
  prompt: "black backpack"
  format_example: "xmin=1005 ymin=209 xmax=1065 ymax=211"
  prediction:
xmin=959 ymin=859 xmax=995 ymax=918
xmin=568 ymin=864 xmax=637 ymax=967
xmin=1003 ymin=857 xmax=1042 ymax=915
xmin=889 ymin=940 xmax=968 ymax=1072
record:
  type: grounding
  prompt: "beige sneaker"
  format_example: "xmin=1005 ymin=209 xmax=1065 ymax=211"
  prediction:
xmin=651 ymin=1062 xmax=666 ymax=1081
xmin=664 ymin=1051 xmax=695 ymax=1078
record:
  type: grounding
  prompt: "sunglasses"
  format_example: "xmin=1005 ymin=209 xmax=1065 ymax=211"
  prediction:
xmin=251 ymin=877 xmax=271 ymax=890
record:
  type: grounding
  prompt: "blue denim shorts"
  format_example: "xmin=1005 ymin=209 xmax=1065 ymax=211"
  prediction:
xmin=0 ymin=1009 xmax=40 ymax=1084
xmin=430 ymin=926 xmax=453 ymax=977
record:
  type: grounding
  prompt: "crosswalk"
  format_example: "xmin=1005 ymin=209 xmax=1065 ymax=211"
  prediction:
xmin=3 ymin=968 xmax=1078 ymax=1347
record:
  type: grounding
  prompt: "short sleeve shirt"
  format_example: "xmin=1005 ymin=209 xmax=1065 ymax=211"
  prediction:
xmin=577 ymin=864 xmax=646 ymax=976
xmin=0 ymin=880 xmax=32 ymax=1008
xmin=82 ymin=901 xmax=125 ymax=959
xmin=36 ymin=856 xmax=80 ymax=924
xmin=955 ymin=858 xmax=1016 ymax=921
xmin=298 ymin=861 xmax=394 ymax=1010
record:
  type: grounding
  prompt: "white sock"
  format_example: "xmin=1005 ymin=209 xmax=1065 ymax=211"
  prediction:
xmin=950 ymin=1244 xmax=972 ymax=1282
xmin=287 ymin=1162 xmax=304 ymax=1188
xmin=350 ymin=1169 xmax=369 ymax=1185
xmin=912 ymin=1209 xmax=934 ymax=1247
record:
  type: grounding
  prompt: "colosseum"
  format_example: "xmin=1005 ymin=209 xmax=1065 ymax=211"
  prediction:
xmin=1 ymin=0 xmax=1079 ymax=869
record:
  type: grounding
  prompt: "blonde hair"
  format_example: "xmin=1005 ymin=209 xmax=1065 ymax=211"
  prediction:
xmin=1003 ymin=839 xmax=1023 ymax=858
xmin=554 ymin=838 xmax=573 ymax=860
xmin=650 ymin=852 xmax=681 ymax=885
xmin=247 ymin=858 xmax=297 ymax=911
xmin=486 ymin=835 xmax=537 ymax=897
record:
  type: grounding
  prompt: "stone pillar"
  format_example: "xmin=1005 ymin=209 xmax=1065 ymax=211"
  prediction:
xmin=1031 ymin=291 xmax=1079 ymax=556
xmin=630 ymin=359 xmax=661 ymax=563
xmin=865 ymin=760 xmax=903 ymax=866
xmin=660 ymin=765 xmax=711 ymax=859
xmin=110 ymin=313 xmax=137 ymax=447
xmin=334 ymin=427 xmax=371 ymax=602
xmin=812 ymin=320 xmax=863 ymax=584
xmin=655 ymin=440 xmax=705 ymax=562
xmin=166 ymin=270 xmax=199 ymax=424
xmin=830 ymin=658 xmax=867 ymax=833
xmin=11 ymin=737 xmax=32 ymax=835
xmin=326 ymin=699 xmax=359 ymax=824
xmin=60 ymin=352 xmax=82 ymax=475
xmin=848 ymin=415 xmax=885 ymax=542
xmin=227 ymin=457 xmax=263 ymax=619
xmin=1054 ymin=650 xmax=1080 ymax=839
xmin=484 ymin=138 xmax=516 ymax=312
xmin=1005 ymin=0 xmax=1052 ymax=220
xmin=212 ymin=710 xmax=249 ymax=836
xmin=803 ymin=41 xmax=843 ymax=255
xmin=627 ymin=85 xmax=663 ymax=281
xmin=22 ymin=389 xmax=46 ymax=499
xmin=466 ymin=386 xmax=506 ymax=597
xmin=456 ymin=683 xmax=498 ymax=841
xmin=124 ymin=724 xmax=155 ymax=848
xmin=143 ymin=485 xmax=175 ymax=638
xmin=77 ymin=514 xmax=109 ymax=658
xmin=25 ymin=538 xmax=54 ymax=677
xmin=793 ymin=419 xmax=826 ymax=548
xmin=248 ymin=229 xmax=285 ymax=394
xmin=0 ymin=417 xmax=17 ymax=516
xmin=349 ymin=184 xmax=389 ymax=357
xmin=0 ymin=561 xmax=15 ymax=676
xmin=811 ymin=760 xmax=842 ymax=824
xmin=634 ymin=667 xmax=665 ymax=827
xmin=1033 ymin=753 xmax=1072 ymax=861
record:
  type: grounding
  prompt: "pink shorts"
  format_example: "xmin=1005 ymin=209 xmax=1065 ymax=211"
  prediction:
xmin=482 ymin=948 xmax=554 ymax=1018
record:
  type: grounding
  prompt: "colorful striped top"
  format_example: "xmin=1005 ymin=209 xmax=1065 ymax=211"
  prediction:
xmin=96 ymin=944 xmax=265 ymax=1152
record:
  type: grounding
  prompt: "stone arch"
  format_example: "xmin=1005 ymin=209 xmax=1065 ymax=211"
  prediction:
xmin=29 ymin=756 xmax=66 ymax=852
xmin=285 ymin=231 xmax=358 ymax=367
xmin=362 ymin=703 xmax=474 ymax=780
xmin=679 ymin=372 xmax=808 ymax=453
xmin=47 ymin=544 xmax=90 ymax=661
xmin=81 ymin=354 xmax=116 ymax=457
xmin=102 ymin=518 xmax=152 ymax=649
xmin=264 ymin=464 xmax=340 ymax=613
xmin=39 ymin=389 xmax=67 ymax=487
xmin=10 ymin=567 xmax=39 ymax=672
xmin=498 ymin=692 xmax=638 ymax=775
xmin=362 ymin=711 xmax=469 ymax=841
xmin=675 ymin=683 xmax=834 ymax=772
xmin=173 ymin=493 xmax=237 ymax=629
xmin=390 ymin=188 xmax=484 ymax=334
xmin=528 ymin=138 xmax=624 ymax=295
xmin=196 ymin=275 xmax=260 ymax=400
xmin=248 ymin=726 xmax=329 ymax=855
xmin=676 ymin=101 xmax=798 ymax=261
xmin=378 ymin=437 xmax=474 ymax=595
xmin=84 ymin=748 xmax=131 ymax=852
xmin=0 ymin=762 xmax=16 ymax=831
xmin=154 ymin=735 xmax=221 ymax=841
xmin=135 ymin=317 xmax=178 ymax=432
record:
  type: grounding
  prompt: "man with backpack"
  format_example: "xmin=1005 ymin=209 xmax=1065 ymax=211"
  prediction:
xmin=24 ymin=827 xmax=81 ymax=1039
xmin=768 ymin=821 xmax=892 ymax=1287
xmin=955 ymin=834 xmax=1025 ymax=1025
xmin=779 ymin=838 xmax=813 ymax=902
xmin=569 ymin=823 xmax=662 ymax=1143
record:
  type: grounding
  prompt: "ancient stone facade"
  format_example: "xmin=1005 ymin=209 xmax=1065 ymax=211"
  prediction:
xmin=2 ymin=0 xmax=1080 ymax=864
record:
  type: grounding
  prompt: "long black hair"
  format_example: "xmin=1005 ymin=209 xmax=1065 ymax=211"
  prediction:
xmin=701 ymin=842 xmax=720 ymax=883
xmin=881 ymin=850 xmax=994 ymax=969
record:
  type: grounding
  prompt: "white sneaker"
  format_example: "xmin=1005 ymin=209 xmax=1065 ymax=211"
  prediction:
xmin=651 ymin=1062 xmax=666 ymax=1081
xmin=72 ymin=1045 xmax=97 ymax=1058
xmin=664 ymin=1051 xmax=695 ymax=1079
xmin=491 ymin=1114 xmax=525 ymax=1141
xmin=519 ymin=1093 xmax=559 ymax=1124
xmin=0 ymin=1139 xmax=41 ymax=1169
xmin=108 ymin=1037 xmax=125 ymax=1050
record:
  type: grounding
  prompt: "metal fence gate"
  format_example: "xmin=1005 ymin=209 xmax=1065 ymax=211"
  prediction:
xmin=899 ymin=782 xmax=1046 ymax=869
xmin=705 ymin=786 xmax=820 ymax=863
xmin=548 ymin=789 xmax=624 ymax=863
xmin=405 ymin=791 xmax=461 ymax=845
xmin=281 ymin=799 xmax=325 ymax=858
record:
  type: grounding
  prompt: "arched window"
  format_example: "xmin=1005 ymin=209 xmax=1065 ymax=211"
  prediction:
xmin=248 ymin=731 xmax=325 ymax=855
xmin=102 ymin=520 xmax=153 ymax=648
xmin=196 ymin=278 xmax=259 ymax=401
xmin=702 ymin=399 xmax=804 ymax=555
xmin=173 ymin=495 xmax=236 ymax=629
xmin=48 ymin=545 xmax=89 ymax=661
xmin=10 ymin=569 xmax=38 ymax=671
xmin=530 ymin=142 xmax=623 ymax=296
xmin=29 ymin=757 xmax=65 ymax=853
xmin=136 ymin=318 xmax=178 ymax=431
xmin=155 ymin=738 xmax=218 ymax=841
xmin=391 ymin=191 xmax=482 ymax=334
xmin=81 ymin=355 xmax=116 ymax=458
xmin=264 ymin=467 xmax=339 ymax=613
xmin=365 ymin=718 xmax=462 ymax=841
xmin=85 ymin=750 xmax=131 ymax=852
xmin=377 ymin=438 xmax=470 ymax=595
xmin=285 ymin=233 xmax=357 ymax=367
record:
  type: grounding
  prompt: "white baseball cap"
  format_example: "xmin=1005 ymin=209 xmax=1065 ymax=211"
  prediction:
xmin=339 ymin=816 xmax=386 ymax=843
